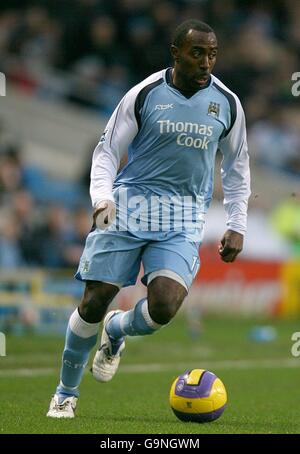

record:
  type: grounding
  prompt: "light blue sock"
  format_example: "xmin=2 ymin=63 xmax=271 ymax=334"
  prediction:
xmin=56 ymin=309 xmax=99 ymax=397
xmin=107 ymin=298 xmax=162 ymax=341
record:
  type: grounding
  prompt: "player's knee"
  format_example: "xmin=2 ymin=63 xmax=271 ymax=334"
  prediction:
xmin=79 ymin=281 xmax=119 ymax=323
xmin=148 ymin=277 xmax=187 ymax=325
xmin=149 ymin=301 xmax=179 ymax=325
xmin=79 ymin=296 xmax=103 ymax=323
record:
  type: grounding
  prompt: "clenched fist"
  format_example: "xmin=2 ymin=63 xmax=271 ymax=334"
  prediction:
xmin=218 ymin=229 xmax=244 ymax=263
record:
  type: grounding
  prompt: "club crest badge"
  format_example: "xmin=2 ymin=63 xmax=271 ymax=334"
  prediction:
xmin=207 ymin=102 xmax=220 ymax=118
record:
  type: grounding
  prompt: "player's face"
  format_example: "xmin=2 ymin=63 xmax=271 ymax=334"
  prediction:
xmin=171 ymin=30 xmax=218 ymax=91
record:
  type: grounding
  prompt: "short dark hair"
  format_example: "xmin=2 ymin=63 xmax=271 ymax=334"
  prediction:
xmin=172 ymin=20 xmax=215 ymax=48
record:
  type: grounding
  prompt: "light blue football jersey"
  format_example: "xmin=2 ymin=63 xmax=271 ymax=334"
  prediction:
xmin=90 ymin=68 xmax=250 ymax=240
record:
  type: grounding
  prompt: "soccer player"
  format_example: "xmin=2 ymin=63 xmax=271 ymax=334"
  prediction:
xmin=47 ymin=19 xmax=250 ymax=418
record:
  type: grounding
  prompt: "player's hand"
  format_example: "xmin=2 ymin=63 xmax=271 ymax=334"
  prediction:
xmin=218 ymin=229 xmax=243 ymax=263
xmin=93 ymin=200 xmax=116 ymax=230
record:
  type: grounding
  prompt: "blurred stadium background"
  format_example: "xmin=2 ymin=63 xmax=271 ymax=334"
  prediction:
xmin=0 ymin=0 xmax=300 ymax=434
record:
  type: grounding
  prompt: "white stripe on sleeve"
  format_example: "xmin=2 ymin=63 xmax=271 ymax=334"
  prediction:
xmin=219 ymin=95 xmax=251 ymax=235
xmin=90 ymin=70 xmax=164 ymax=208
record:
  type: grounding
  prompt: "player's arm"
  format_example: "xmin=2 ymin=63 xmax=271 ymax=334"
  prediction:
xmin=218 ymin=97 xmax=251 ymax=262
xmin=90 ymin=91 xmax=138 ymax=229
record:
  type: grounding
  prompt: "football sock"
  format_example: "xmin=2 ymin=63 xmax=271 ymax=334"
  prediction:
xmin=106 ymin=298 xmax=162 ymax=341
xmin=56 ymin=308 xmax=99 ymax=397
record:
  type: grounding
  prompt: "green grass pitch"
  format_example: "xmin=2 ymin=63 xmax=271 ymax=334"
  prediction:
xmin=0 ymin=316 xmax=300 ymax=434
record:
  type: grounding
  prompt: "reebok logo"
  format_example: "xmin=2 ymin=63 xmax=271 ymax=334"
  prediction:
xmin=155 ymin=103 xmax=174 ymax=110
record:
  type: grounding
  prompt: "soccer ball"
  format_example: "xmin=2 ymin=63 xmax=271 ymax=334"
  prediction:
xmin=169 ymin=369 xmax=227 ymax=423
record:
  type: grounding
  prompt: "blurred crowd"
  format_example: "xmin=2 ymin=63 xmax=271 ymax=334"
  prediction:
xmin=0 ymin=137 xmax=92 ymax=269
xmin=0 ymin=0 xmax=300 ymax=172
xmin=0 ymin=0 xmax=300 ymax=269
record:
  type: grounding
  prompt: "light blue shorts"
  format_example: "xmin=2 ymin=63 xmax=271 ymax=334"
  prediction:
xmin=75 ymin=229 xmax=201 ymax=291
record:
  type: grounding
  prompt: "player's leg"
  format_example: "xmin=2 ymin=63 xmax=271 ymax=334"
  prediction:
xmin=57 ymin=281 xmax=119 ymax=393
xmin=91 ymin=278 xmax=183 ymax=383
xmin=92 ymin=238 xmax=197 ymax=382
xmin=48 ymin=228 xmax=144 ymax=416
xmin=101 ymin=235 xmax=199 ymax=341
xmin=92 ymin=274 xmax=187 ymax=383
xmin=105 ymin=236 xmax=198 ymax=339
xmin=47 ymin=280 xmax=118 ymax=418
xmin=105 ymin=275 xmax=187 ymax=340
xmin=147 ymin=275 xmax=187 ymax=324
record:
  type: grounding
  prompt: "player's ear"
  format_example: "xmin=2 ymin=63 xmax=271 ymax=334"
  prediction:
xmin=171 ymin=45 xmax=179 ymax=61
